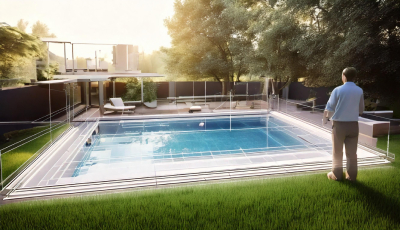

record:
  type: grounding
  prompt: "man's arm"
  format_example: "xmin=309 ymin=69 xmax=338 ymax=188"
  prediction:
xmin=359 ymin=93 xmax=364 ymax=116
xmin=325 ymin=88 xmax=338 ymax=113
xmin=323 ymin=89 xmax=337 ymax=124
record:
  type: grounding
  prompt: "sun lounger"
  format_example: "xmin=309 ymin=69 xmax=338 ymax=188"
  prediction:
xmin=104 ymin=98 xmax=136 ymax=114
xmin=189 ymin=106 xmax=202 ymax=113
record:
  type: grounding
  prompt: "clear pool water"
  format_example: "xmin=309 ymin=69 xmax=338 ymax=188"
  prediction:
xmin=73 ymin=115 xmax=319 ymax=177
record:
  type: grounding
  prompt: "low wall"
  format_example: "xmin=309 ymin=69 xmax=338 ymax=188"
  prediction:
xmin=288 ymin=82 xmax=331 ymax=105
xmin=0 ymin=84 xmax=67 ymax=122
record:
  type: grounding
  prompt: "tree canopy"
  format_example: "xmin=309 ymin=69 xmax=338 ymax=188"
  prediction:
xmin=31 ymin=21 xmax=56 ymax=38
xmin=163 ymin=0 xmax=256 ymax=93
xmin=17 ymin=19 xmax=28 ymax=33
xmin=164 ymin=0 xmax=400 ymax=101
xmin=0 ymin=26 xmax=43 ymax=79
xmin=266 ymin=0 xmax=400 ymax=100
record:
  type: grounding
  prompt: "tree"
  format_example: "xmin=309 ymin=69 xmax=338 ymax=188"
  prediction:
xmin=163 ymin=0 xmax=256 ymax=94
xmin=138 ymin=50 xmax=167 ymax=74
xmin=16 ymin=19 xmax=28 ymax=32
xmin=249 ymin=0 xmax=307 ymax=92
xmin=31 ymin=21 xmax=56 ymax=38
xmin=0 ymin=26 xmax=43 ymax=79
xmin=123 ymin=78 xmax=157 ymax=102
xmin=247 ymin=0 xmax=400 ymax=101
xmin=164 ymin=0 xmax=400 ymax=101
xmin=277 ymin=0 xmax=399 ymax=101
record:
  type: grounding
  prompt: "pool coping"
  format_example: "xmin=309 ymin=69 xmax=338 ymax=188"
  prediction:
xmin=2 ymin=111 xmax=391 ymax=200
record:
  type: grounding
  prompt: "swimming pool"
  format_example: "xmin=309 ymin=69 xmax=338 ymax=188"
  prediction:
xmin=7 ymin=112 xmax=386 ymax=199
xmin=73 ymin=115 xmax=330 ymax=177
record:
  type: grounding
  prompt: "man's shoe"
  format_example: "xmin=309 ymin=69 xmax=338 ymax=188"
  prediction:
xmin=327 ymin=172 xmax=337 ymax=181
xmin=345 ymin=172 xmax=355 ymax=182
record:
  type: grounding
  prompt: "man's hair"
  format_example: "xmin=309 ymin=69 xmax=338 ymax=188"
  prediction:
xmin=342 ymin=67 xmax=357 ymax=81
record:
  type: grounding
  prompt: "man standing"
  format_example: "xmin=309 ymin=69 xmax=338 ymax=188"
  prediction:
xmin=324 ymin=67 xmax=364 ymax=181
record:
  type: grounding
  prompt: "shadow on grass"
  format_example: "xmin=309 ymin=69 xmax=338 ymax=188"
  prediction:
xmin=346 ymin=181 xmax=400 ymax=225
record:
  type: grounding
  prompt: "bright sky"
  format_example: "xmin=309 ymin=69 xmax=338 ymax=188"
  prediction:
xmin=0 ymin=0 xmax=175 ymax=60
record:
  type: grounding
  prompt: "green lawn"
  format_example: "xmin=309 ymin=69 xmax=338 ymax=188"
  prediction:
xmin=1 ymin=134 xmax=399 ymax=229
xmin=1 ymin=124 xmax=69 ymax=180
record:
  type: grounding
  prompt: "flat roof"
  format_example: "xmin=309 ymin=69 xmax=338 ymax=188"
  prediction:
xmin=34 ymin=79 xmax=77 ymax=84
xmin=40 ymin=38 xmax=135 ymax=46
xmin=53 ymin=73 xmax=164 ymax=82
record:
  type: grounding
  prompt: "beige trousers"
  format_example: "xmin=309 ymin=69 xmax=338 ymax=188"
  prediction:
xmin=331 ymin=121 xmax=359 ymax=180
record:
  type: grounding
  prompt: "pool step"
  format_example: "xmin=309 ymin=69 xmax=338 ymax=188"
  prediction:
xmin=4 ymin=156 xmax=389 ymax=200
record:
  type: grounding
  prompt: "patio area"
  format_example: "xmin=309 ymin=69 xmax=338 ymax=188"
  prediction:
xmin=73 ymin=99 xmax=269 ymax=121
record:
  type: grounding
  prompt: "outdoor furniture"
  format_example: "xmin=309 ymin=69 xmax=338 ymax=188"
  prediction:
xmin=189 ymin=106 xmax=202 ymax=113
xmin=104 ymin=98 xmax=136 ymax=114
xmin=168 ymin=94 xmax=248 ymax=104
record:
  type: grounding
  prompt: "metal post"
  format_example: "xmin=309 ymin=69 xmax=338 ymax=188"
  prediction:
xmin=63 ymin=43 xmax=67 ymax=73
xmin=72 ymin=83 xmax=75 ymax=119
xmin=312 ymin=100 xmax=315 ymax=113
xmin=68 ymin=83 xmax=71 ymax=122
xmin=99 ymin=81 xmax=104 ymax=116
xmin=49 ymin=83 xmax=52 ymax=142
xmin=266 ymin=78 xmax=269 ymax=111
xmin=1 ymin=150 xmax=3 ymax=190
xmin=387 ymin=120 xmax=391 ymax=157
xmin=246 ymin=82 xmax=248 ymax=103
xmin=86 ymin=82 xmax=90 ymax=105
xmin=205 ymin=81 xmax=206 ymax=108
xmin=47 ymin=42 xmax=50 ymax=71
xmin=266 ymin=116 xmax=269 ymax=148
xmin=230 ymin=91 xmax=232 ymax=131
xmin=72 ymin=44 xmax=75 ymax=75
xmin=65 ymin=84 xmax=69 ymax=124
xmin=95 ymin=51 xmax=98 ymax=72
xmin=141 ymin=78 xmax=144 ymax=102
xmin=278 ymin=93 xmax=280 ymax=111
xmin=126 ymin=45 xmax=129 ymax=70
xmin=113 ymin=80 xmax=116 ymax=98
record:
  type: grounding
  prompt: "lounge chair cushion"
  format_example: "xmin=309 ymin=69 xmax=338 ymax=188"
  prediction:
xmin=104 ymin=103 xmax=135 ymax=111
xmin=110 ymin=98 xmax=125 ymax=107
xmin=190 ymin=106 xmax=202 ymax=111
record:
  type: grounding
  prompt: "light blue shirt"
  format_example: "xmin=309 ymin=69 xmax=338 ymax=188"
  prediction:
xmin=325 ymin=82 xmax=364 ymax=122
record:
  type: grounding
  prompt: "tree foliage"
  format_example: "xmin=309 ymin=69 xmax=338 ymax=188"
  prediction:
xmin=36 ymin=62 xmax=59 ymax=81
xmin=17 ymin=19 xmax=28 ymax=33
xmin=123 ymin=78 xmax=157 ymax=103
xmin=31 ymin=21 xmax=56 ymax=38
xmin=163 ymin=0 xmax=256 ymax=93
xmin=269 ymin=0 xmax=400 ymax=100
xmin=139 ymin=51 xmax=167 ymax=74
xmin=0 ymin=26 xmax=43 ymax=79
xmin=164 ymin=0 xmax=400 ymax=101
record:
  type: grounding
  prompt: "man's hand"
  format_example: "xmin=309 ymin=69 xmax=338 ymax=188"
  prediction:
xmin=323 ymin=110 xmax=334 ymax=125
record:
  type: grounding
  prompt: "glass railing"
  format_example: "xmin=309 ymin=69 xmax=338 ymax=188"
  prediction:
xmin=272 ymin=96 xmax=395 ymax=161
xmin=2 ymin=80 xmax=395 ymax=190
xmin=0 ymin=82 xmax=81 ymax=190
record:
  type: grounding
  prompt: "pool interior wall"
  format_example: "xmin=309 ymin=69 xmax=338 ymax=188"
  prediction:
xmin=70 ymin=115 xmax=331 ymax=179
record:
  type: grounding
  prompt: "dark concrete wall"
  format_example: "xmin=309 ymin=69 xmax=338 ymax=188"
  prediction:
xmin=157 ymin=82 xmax=169 ymax=98
xmin=206 ymin=82 xmax=223 ymax=95
xmin=288 ymin=82 xmax=331 ymax=105
xmin=176 ymin=82 xmax=194 ymax=97
xmin=0 ymin=84 xmax=67 ymax=122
